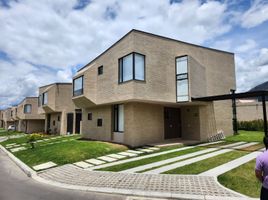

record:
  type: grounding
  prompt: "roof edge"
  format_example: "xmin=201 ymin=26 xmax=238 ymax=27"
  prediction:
xmin=39 ymin=82 xmax=72 ymax=89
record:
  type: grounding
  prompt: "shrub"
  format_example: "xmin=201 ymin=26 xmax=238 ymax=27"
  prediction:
xmin=237 ymin=120 xmax=265 ymax=131
xmin=27 ymin=133 xmax=43 ymax=149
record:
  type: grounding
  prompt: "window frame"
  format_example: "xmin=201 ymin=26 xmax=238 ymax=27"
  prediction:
xmin=38 ymin=95 xmax=42 ymax=107
xmin=97 ymin=118 xmax=102 ymax=127
xmin=175 ymin=55 xmax=190 ymax=103
xmin=88 ymin=113 xmax=92 ymax=120
xmin=113 ymin=104 xmax=124 ymax=132
xmin=73 ymin=75 xmax=84 ymax=97
xmin=118 ymin=52 xmax=146 ymax=84
xmin=98 ymin=65 xmax=103 ymax=75
xmin=24 ymin=104 xmax=32 ymax=114
xmin=42 ymin=92 xmax=48 ymax=105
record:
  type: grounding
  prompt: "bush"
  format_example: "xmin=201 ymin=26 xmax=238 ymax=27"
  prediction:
xmin=27 ymin=133 xmax=43 ymax=149
xmin=238 ymin=120 xmax=265 ymax=131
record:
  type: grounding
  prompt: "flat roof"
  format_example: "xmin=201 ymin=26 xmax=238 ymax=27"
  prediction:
xmin=39 ymin=82 xmax=72 ymax=89
xmin=77 ymin=29 xmax=234 ymax=73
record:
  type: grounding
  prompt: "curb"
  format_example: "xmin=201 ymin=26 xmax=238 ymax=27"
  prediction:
xmin=0 ymin=145 xmax=257 ymax=200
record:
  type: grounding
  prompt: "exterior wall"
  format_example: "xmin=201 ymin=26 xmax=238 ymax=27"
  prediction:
xmin=237 ymin=102 xmax=267 ymax=121
xmin=18 ymin=119 xmax=45 ymax=133
xmin=3 ymin=108 xmax=14 ymax=129
xmin=38 ymin=83 xmax=78 ymax=135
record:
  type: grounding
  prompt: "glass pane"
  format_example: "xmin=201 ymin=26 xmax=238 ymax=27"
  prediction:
xmin=176 ymin=56 xmax=188 ymax=74
xmin=177 ymin=96 xmax=189 ymax=102
xmin=43 ymin=92 xmax=48 ymax=105
xmin=74 ymin=77 xmax=83 ymax=91
xmin=118 ymin=105 xmax=124 ymax=132
xmin=134 ymin=54 xmax=144 ymax=80
xmin=122 ymin=54 xmax=133 ymax=82
xmin=177 ymin=79 xmax=188 ymax=96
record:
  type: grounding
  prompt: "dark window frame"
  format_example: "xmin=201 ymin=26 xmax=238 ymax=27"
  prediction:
xmin=42 ymin=92 xmax=48 ymax=105
xmin=73 ymin=75 xmax=84 ymax=97
xmin=88 ymin=113 xmax=92 ymax=120
xmin=118 ymin=52 xmax=146 ymax=84
xmin=24 ymin=104 xmax=32 ymax=114
xmin=175 ymin=55 xmax=189 ymax=103
xmin=98 ymin=65 xmax=103 ymax=75
xmin=58 ymin=115 xmax=60 ymax=121
xmin=113 ymin=104 xmax=124 ymax=132
xmin=97 ymin=118 xmax=102 ymax=127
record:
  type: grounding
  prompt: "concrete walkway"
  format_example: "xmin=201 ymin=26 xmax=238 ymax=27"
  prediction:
xmin=38 ymin=164 xmax=246 ymax=199
xmin=200 ymin=151 xmax=261 ymax=176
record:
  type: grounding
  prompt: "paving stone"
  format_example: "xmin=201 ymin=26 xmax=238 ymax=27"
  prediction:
xmin=146 ymin=147 xmax=160 ymax=151
xmin=219 ymin=142 xmax=246 ymax=148
xmin=232 ymin=142 xmax=258 ymax=149
xmin=33 ymin=162 xmax=57 ymax=171
xmin=127 ymin=150 xmax=144 ymax=154
xmin=6 ymin=143 xmax=16 ymax=146
xmin=118 ymin=152 xmax=138 ymax=157
xmin=98 ymin=156 xmax=118 ymax=162
xmin=10 ymin=147 xmax=27 ymax=152
xmin=85 ymin=159 xmax=106 ymax=165
xmin=197 ymin=141 xmax=224 ymax=147
xmin=137 ymin=148 xmax=154 ymax=153
xmin=107 ymin=154 xmax=126 ymax=159
xmin=73 ymin=161 xmax=93 ymax=169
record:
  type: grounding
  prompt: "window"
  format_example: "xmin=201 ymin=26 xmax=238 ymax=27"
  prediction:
xmin=38 ymin=95 xmax=42 ymax=107
xmin=119 ymin=53 xmax=145 ymax=83
xmin=98 ymin=66 xmax=103 ymax=75
xmin=97 ymin=119 xmax=102 ymax=127
xmin=58 ymin=115 xmax=60 ymax=121
xmin=42 ymin=92 xmax=48 ymax=105
xmin=24 ymin=104 xmax=32 ymax=114
xmin=176 ymin=56 xmax=189 ymax=102
xmin=53 ymin=120 xmax=55 ymax=126
xmin=88 ymin=113 xmax=92 ymax=120
xmin=73 ymin=76 xmax=83 ymax=96
xmin=113 ymin=104 xmax=124 ymax=132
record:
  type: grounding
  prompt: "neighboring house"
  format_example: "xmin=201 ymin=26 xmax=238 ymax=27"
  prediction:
xmin=72 ymin=29 xmax=235 ymax=147
xmin=2 ymin=108 xmax=14 ymax=129
xmin=38 ymin=83 xmax=81 ymax=135
xmin=0 ymin=110 xmax=3 ymax=128
xmin=15 ymin=97 xmax=45 ymax=133
xmin=237 ymin=100 xmax=268 ymax=121
xmin=10 ymin=106 xmax=19 ymax=130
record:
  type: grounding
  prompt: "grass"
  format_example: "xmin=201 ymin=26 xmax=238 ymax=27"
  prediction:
xmin=12 ymin=137 xmax=128 ymax=167
xmin=97 ymin=146 xmax=204 ymax=172
xmin=225 ymin=130 xmax=264 ymax=142
xmin=218 ymin=159 xmax=261 ymax=198
xmin=163 ymin=150 xmax=248 ymax=174
xmin=0 ymin=130 xmax=25 ymax=137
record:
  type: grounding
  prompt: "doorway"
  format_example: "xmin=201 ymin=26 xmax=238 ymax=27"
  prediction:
xmin=67 ymin=113 xmax=74 ymax=134
xmin=164 ymin=107 xmax=182 ymax=139
xmin=75 ymin=112 xmax=82 ymax=133
xmin=46 ymin=114 xmax=51 ymax=134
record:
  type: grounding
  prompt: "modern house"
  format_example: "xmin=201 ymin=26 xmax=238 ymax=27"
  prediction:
xmin=2 ymin=108 xmax=14 ymax=130
xmin=10 ymin=105 xmax=19 ymax=130
xmin=15 ymin=97 xmax=45 ymax=133
xmin=72 ymin=29 xmax=235 ymax=147
xmin=38 ymin=83 xmax=81 ymax=135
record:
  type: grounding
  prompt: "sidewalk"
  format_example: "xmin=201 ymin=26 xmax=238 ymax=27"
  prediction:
xmin=37 ymin=164 xmax=251 ymax=200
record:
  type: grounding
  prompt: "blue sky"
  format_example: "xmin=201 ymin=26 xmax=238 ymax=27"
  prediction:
xmin=0 ymin=0 xmax=268 ymax=109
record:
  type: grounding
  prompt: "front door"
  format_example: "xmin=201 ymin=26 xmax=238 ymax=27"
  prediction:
xmin=75 ymin=112 xmax=82 ymax=134
xmin=46 ymin=114 xmax=51 ymax=134
xmin=164 ymin=107 xmax=181 ymax=139
xmin=67 ymin=113 xmax=74 ymax=134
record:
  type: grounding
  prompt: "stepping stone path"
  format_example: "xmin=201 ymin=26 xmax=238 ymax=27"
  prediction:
xmin=118 ymin=152 xmax=137 ymax=157
xmin=33 ymin=161 xmax=57 ymax=171
xmin=85 ymin=159 xmax=106 ymax=165
xmin=106 ymin=154 xmax=126 ymax=159
xmin=197 ymin=140 xmax=224 ymax=146
xmin=126 ymin=150 xmax=144 ymax=154
xmin=98 ymin=156 xmax=118 ymax=162
xmin=10 ymin=147 xmax=27 ymax=152
xmin=137 ymin=148 xmax=154 ymax=153
xmin=73 ymin=161 xmax=93 ymax=169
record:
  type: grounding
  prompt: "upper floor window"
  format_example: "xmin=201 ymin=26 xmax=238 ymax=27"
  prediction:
xmin=42 ymin=92 xmax=48 ymax=105
xmin=119 ymin=52 xmax=145 ymax=83
xmin=98 ymin=66 xmax=103 ymax=75
xmin=176 ymin=56 xmax=189 ymax=102
xmin=24 ymin=104 xmax=32 ymax=114
xmin=38 ymin=95 xmax=42 ymax=107
xmin=73 ymin=76 xmax=83 ymax=96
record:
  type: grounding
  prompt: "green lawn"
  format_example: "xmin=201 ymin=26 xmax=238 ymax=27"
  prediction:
xmin=225 ymin=130 xmax=264 ymax=142
xmin=11 ymin=137 xmax=128 ymax=167
xmin=0 ymin=130 xmax=25 ymax=137
xmin=164 ymin=150 xmax=247 ymax=174
xmin=218 ymin=159 xmax=261 ymax=198
xmin=97 ymin=147 xmax=204 ymax=172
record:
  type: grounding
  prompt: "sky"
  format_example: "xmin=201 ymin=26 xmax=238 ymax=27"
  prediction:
xmin=0 ymin=0 xmax=268 ymax=109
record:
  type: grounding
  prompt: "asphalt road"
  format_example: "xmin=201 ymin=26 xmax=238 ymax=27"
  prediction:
xmin=0 ymin=149 xmax=127 ymax=200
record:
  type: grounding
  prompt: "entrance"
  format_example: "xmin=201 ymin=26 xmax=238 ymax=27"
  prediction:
xmin=164 ymin=107 xmax=182 ymax=139
xmin=75 ymin=112 xmax=82 ymax=133
xmin=67 ymin=113 xmax=74 ymax=134
xmin=47 ymin=114 xmax=51 ymax=134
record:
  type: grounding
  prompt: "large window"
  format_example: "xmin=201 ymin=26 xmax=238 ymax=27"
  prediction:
xmin=176 ymin=56 xmax=189 ymax=102
xmin=73 ymin=76 xmax=83 ymax=96
xmin=24 ymin=104 xmax=32 ymax=114
xmin=42 ymin=92 xmax=48 ymax=105
xmin=119 ymin=53 xmax=145 ymax=83
xmin=113 ymin=104 xmax=124 ymax=132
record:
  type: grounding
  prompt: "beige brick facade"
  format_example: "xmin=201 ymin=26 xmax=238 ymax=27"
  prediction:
xmin=237 ymin=101 xmax=267 ymax=121
xmin=73 ymin=30 xmax=235 ymax=147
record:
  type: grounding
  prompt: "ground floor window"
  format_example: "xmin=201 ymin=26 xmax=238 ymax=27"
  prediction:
xmin=113 ymin=104 xmax=124 ymax=132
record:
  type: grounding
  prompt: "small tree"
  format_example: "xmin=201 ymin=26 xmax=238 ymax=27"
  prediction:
xmin=27 ymin=133 xmax=42 ymax=149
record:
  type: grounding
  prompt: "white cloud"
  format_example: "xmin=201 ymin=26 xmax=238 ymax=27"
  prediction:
xmin=235 ymin=39 xmax=257 ymax=53
xmin=241 ymin=0 xmax=268 ymax=28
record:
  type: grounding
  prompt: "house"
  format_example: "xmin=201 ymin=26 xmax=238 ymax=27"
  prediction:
xmin=0 ymin=110 xmax=4 ymax=128
xmin=2 ymin=108 xmax=14 ymax=130
xmin=38 ymin=83 xmax=81 ymax=135
xmin=10 ymin=105 xmax=19 ymax=130
xmin=237 ymin=100 xmax=268 ymax=121
xmin=15 ymin=97 xmax=45 ymax=133
xmin=71 ymin=29 xmax=235 ymax=147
